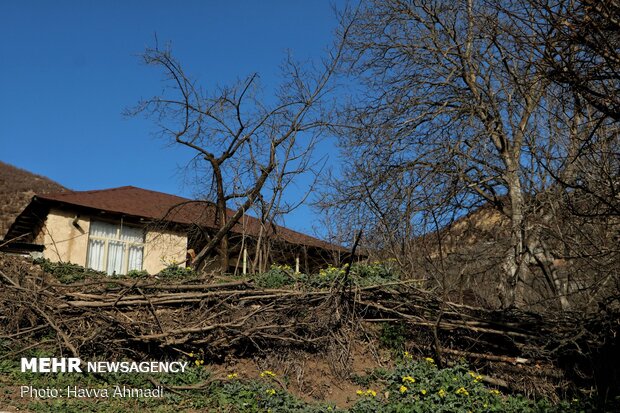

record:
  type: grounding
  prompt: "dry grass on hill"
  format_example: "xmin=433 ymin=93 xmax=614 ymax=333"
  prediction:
xmin=0 ymin=161 xmax=66 ymax=238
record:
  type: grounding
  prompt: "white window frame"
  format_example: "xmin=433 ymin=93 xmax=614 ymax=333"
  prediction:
xmin=86 ymin=219 xmax=145 ymax=275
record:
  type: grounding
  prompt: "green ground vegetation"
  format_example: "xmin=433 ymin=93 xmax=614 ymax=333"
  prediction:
xmin=0 ymin=351 xmax=596 ymax=413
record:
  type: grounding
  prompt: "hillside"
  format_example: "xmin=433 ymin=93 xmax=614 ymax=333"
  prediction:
xmin=0 ymin=254 xmax=615 ymax=412
xmin=0 ymin=161 xmax=67 ymax=239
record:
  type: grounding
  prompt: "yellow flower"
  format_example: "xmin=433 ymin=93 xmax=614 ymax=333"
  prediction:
xmin=188 ymin=352 xmax=194 ymax=357
xmin=399 ymin=385 xmax=407 ymax=393
xmin=227 ymin=373 xmax=238 ymax=379
xmin=421 ymin=389 xmax=427 ymax=395
xmin=438 ymin=388 xmax=446 ymax=398
xmin=265 ymin=388 xmax=276 ymax=396
xmin=456 ymin=387 xmax=469 ymax=396
xmin=260 ymin=370 xmax=276 ymax=378
xmin=403 ymin=351 xmax=413 ymax=360
xmin=468 ymin=371 xmax=483 ymax=382
xmin=425 ymin=357 xmax=435 ymax=364
xmin=356 ymin=390 xmax=364 ymax=396
xmin=490 ymin=389 xmax=501 ymax=396
xmin=194 ymin=359 xmax=204 ymax=366
xmin=402 ymin=376 xmax=415 ymax=383
xmin=365 ymin=389 xmax=377 ymax=397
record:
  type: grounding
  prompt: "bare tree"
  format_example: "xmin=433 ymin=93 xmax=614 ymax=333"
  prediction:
xmin=536 ymin=0 xmax=620 ymax=121
xmin=326 ymin=0 xmax=602 ymax=309
xmin=245 ymin=134 xmax=325 ymax=273
xmin=132 ymin=37 xmax=347 ymax=270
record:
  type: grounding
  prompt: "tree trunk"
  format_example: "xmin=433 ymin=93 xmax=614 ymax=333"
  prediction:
xmin=214 ymin=167 xmax=229 ymax=272
xmin=532 ymin=244 xmax=571 ymax=311
xmin=528 ymin=212 xmax=571 ymax=311
xmin=499 ymin=168 xmax=527 ymax=309
xmin=191 ymin=162 xmax=276 ymax=270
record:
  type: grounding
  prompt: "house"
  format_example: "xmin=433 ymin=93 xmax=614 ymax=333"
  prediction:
xmin=1 ymin=186 xmax=351 ymax=275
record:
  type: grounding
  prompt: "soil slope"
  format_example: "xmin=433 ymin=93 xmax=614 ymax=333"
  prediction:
xmin=0 ymin=161 xmax=67 ymax=239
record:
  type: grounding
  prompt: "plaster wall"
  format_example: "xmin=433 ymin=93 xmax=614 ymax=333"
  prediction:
xmin=40 ymin=208 xmax=91 ymax=265
xmin=143 ymin=229 xmax=188 ymax=273
xmin=39 ymin=209 xmax=187 ymax=274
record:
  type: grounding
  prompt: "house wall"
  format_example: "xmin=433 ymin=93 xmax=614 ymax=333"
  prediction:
xmin=38 ymin=209 xmax=187 ymax=274
xmin=40 ymin=208 xmax=91 ymax=265
xmin=143 ymin=229 xmax=187 ymax=273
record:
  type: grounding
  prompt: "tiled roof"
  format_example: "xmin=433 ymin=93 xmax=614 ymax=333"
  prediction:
xmin=35 ymin=186 xmax=342 ymax=251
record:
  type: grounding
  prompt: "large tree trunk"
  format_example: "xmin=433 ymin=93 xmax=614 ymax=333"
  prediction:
xmin=499 ymin=167 xmax=527 ymax=309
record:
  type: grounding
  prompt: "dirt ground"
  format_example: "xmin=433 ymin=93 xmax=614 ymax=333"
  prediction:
xmin=211 ymin=341 xmax=391 ymax=408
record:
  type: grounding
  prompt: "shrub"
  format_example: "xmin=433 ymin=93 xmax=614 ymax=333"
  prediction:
xmin=126 ymin=269 xmax=149 ymax=278
xmin=297 ymin=262 xmax=399 ymax=289
xmin=351 ymin=261 xmax=399 ymax=286
xmin=254 ymin=264 xmax=296 ymax=288
xmin=295 ymin=264 xmax=345 ymax=289
xmin=379 ymin=322 xmax=408 ymax=351
xmin=34 ymin=258 xmax=104 ymax=283
xmin=158 ymin=264 xmax=195 ymax=279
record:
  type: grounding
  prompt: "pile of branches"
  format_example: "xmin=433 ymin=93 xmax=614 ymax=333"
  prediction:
xmin=0 ymin=255 xmax=618 ymax=403
xmin=0 ymin=261 xmax=344 ymax=360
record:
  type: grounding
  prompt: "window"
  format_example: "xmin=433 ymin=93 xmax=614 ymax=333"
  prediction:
xmin=86 ymin=220 xmax=145 ymax=275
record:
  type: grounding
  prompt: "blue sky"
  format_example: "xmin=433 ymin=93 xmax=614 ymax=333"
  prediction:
xmin=0 ymin=1 xmax=343 ymax=236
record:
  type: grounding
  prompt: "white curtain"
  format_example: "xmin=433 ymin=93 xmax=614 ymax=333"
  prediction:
xmin=127 ymin=245 xmax=143 ymax=272
xmin=107 ymin=241 xmax=124 ymax=275
xmin=87 ymin=221 xmax=117 ymax=272
xmin=86 ymin=239 xmax=105 ymax=271
xmin=90 ymin=221 xmax=117 ymax=239
xmin=121 ymin=226 xmax=144 ymax=272
xmin=87 ymin=221 xmax=144 ymax=275
xmin=120 ymin=226 xmax=143 ymax=243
